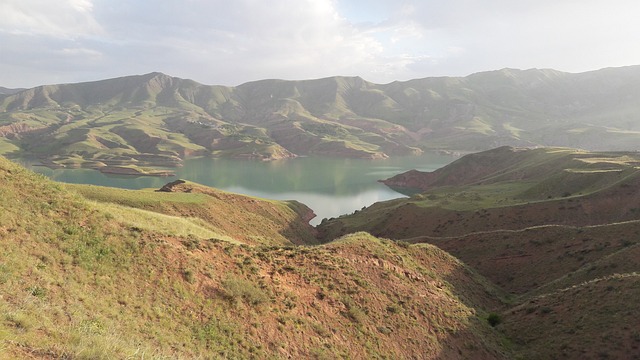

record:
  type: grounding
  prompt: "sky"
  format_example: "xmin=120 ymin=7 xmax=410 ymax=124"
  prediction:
xmin=2 ymin=0 xmax=640 ymax=88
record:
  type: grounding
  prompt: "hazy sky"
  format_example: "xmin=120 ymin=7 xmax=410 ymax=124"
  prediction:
xmin=2 ymin=0 xmax=640 ymax=88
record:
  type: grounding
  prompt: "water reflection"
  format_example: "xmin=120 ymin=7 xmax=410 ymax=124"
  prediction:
xmin=19 ymin=154 xmax=454 ymax=225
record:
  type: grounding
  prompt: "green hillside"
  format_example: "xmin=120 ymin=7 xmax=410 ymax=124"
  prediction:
xmin=0 ymin=156 xmax=511 ymax=359
xmin=2 ymin=67 xmax=640 ymax=173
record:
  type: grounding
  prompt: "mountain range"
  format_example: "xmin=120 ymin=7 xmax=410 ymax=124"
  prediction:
xmin=2 ymin=66 xmax=640 ymax=173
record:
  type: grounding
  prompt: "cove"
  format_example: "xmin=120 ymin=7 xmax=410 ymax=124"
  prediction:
xmin=20 ymin=154 xmax=455 ymax=225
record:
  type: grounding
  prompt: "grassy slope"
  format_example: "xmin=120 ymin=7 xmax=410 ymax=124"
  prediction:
xmin=0 ymin=157 xmax=510 ymax=359
xmin=320 ymin=147 xmax=640 ymax=239
xmin=318 ymin=147 xmax=640 ymax=359
xmin=65 ymin=180 xmax=318 ymax=246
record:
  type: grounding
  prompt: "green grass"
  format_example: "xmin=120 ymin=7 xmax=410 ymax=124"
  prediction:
xmin=411 ymin=182 xmax=536 ymax=210
xmin=66 ymin=184 xmax=207 ymax=206
xmin=502 ymin=123 xmax=523 ymax=138
xmin=463 ymin=117 xmax=495 ymax=135
xmin=0 ymin=139 xmax=19 ymax=155
xmin=576 ymin=155 xmax=639 ymax=166
xmin=89 ymin=201 xmax=240 ymax=243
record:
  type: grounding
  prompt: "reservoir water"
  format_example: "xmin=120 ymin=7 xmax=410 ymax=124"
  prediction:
xmin=21 ymin=154 xmax=455 ymax=225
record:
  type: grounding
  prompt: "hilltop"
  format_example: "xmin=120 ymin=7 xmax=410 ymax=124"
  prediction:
xmin=318 ymin=146 xmax=640 ymax=358
xmin=0 ymin=87 xmax=24 ymax=96
xmin=1 ymin=66 xmax=640 ymax=173
xmin=0 ymin=156 xmax=510 ymax=359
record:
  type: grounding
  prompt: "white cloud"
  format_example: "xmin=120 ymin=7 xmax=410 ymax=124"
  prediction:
xmin=386 ymin=0 xmax=640 ymax=74
xmin=69 ymin=0 xmax=94 ymax=12
xmin=60 ymin=47 xmax=103 ymax=59
xmin=89 ymin=0 xmax=390 ymax=83
xmin=2 ymin=0 xmax=640 ymax=88
xmin=0 ymin=0 xmax=102 ymax=38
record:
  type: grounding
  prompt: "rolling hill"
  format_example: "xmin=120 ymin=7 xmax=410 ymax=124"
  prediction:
xmin=318 ymin=146 xmax=640 ymax=359
xmin=2 ymin=146 xmax=640 ymax=358
xmin=3 ymin=145 xmax=640 ymax=358
xmin=0 ymin=155 xmax=512 ymax=359
xmin=2 ymin=66 xmax=640 ymax=173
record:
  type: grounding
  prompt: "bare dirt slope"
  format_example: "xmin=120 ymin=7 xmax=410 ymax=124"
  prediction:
xmin=318 ymin=146 xmax=640 ymax=359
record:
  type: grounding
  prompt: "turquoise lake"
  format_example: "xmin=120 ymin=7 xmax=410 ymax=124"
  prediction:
xmin=21 ymin=154 xmax=455 ymax=225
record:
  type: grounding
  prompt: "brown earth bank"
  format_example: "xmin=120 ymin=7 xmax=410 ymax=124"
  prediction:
xmin=409 ymin=221 xmax=640 ymax=295
xmin=380 ymin=145 xmax=640 ymax=191
xmin=499 ymin=274 xmax=640 ymax=360
xmin=317 ymin=146 xmax=640 ymax=359
xmin=0 ymin=122 xmax=47 ymax=137
xmin=33 ymin=157 xmax=177 ymax=176
xmin=318 ymin=175 xmax=640 ymax=242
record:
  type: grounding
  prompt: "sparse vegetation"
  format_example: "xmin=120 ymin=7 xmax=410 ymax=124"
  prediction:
xmin=221 ymin=275 xmax=270 ymax=306
xmin=0 ymin=155 xmax=514 ymax=358
xmin=318 ymin=147 xmax=640 ymax=359
xmin=1 ymin=142 xmax=640 ymax=358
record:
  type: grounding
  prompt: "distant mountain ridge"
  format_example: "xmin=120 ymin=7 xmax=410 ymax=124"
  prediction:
xmin=1 ymin=66 xmax=640 ymax=171
xmin=0 ymin=86 xmax=25 ymax=96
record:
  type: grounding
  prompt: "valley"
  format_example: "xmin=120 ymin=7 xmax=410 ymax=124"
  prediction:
xmin=4 ymin=0 xmax=639 ymax=357
xmin=319 ymin=146 xmax=640 ymax=359
xmin=1 ymin=145 xmax=639 ymax=358
xmin=0 ymin=155 xmax=508 ymax=359
xmin=2 ymin=64 xmax=640 ymax=360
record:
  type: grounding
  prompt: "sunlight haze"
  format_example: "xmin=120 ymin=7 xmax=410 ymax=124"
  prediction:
xmin=1 ymin=0 xmax=640 ymax=87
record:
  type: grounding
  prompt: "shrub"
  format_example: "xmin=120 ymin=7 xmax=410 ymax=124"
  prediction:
xmin=182 ymin=237 xmax=201 ymax=251
xmin=345 ymin=307 xmax=366 ymax=324
xmin=540 ymin=307 xmax=553 ymax=314
xmin=183 ymin=269 xmax=195 ymax=283
xmin=487 ymin=312 xmax=502 ymax=327
xmin=27 ymin=286 xmax=47 ymax=298
xmin=396 ymin=241 xmax=411 ymax=248
xmin=222 ymin=275 xmax=269 ymax=306
xmin=386 ymin=304 xmax=401 ymax=314
xmin=5 ymin=312 xmax=33 ymax=330
xmin=311 ymin=322 xmax=331 ymax=338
